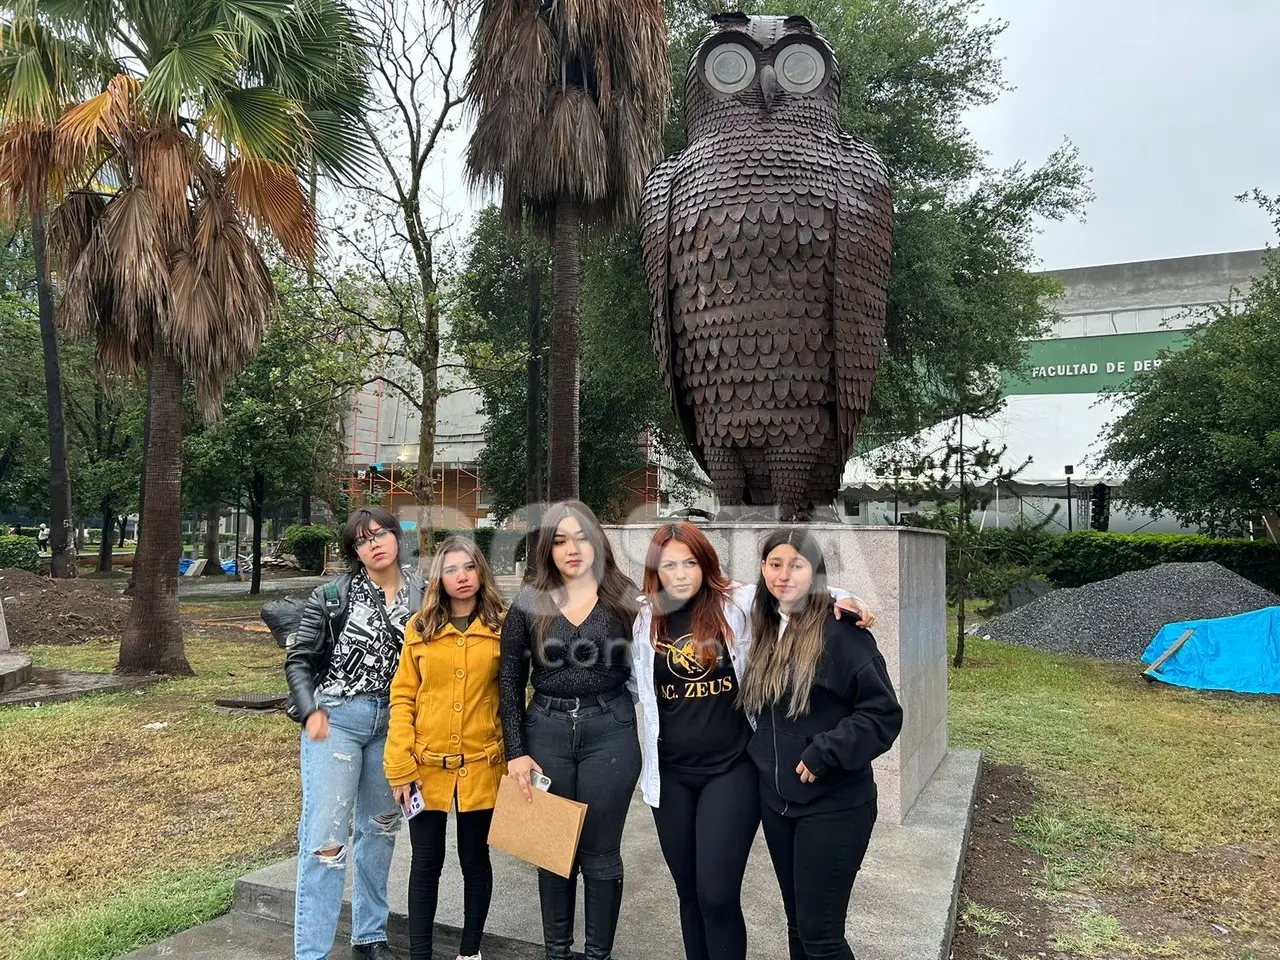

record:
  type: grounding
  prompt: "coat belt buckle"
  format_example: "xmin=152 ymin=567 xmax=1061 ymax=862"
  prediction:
xmin=442 ymin=754 xmax=465 ymax=770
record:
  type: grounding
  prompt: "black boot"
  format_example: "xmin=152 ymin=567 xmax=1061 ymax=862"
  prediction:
xmin=582 ymin=877 xmax=624 ymax=960
xmin=538 ymin=869 xmax=577 ymax=960
xmin=352 ymin=943 xmax=398 ymax=960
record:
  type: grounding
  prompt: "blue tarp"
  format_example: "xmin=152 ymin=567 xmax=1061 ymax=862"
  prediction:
xmin=1141 ymin=606 xmax=1280 ymax=695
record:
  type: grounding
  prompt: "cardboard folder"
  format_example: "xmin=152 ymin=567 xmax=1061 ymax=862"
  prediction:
xmin=487 ymin=775 xmax=588 ymax=878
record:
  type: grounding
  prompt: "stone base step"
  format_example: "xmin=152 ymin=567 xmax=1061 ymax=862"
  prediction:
xmin=124 ymin=750 xmax=980 ymax=960
xmin=0 ymin=652 xmax=32 ymax=693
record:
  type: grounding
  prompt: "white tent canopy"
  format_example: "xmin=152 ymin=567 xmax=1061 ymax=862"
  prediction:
xmin=841 ymin=392 xmax=1129 ymax=498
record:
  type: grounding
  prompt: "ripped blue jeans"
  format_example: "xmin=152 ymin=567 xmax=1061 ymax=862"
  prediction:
xmin=295 ymin=693 xmax=401 ymax=960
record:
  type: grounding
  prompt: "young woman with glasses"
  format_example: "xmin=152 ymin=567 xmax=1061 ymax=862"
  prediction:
xmin=285 ymin=507 xmax=421 ymax=960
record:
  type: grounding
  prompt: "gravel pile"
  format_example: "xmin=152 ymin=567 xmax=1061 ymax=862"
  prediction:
xmin=974 ymin=561 xmax=1280 ymax=662
xmin=0 ymin=568 xmax=132 ymax=646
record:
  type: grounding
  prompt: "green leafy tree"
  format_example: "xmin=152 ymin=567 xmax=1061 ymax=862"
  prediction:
xmin=0 ymin=0 xmax=370 ymax=673
xmin=185 ymin=266 xmax=366 ymax=594
xmin=63 ymin=349 xmax=144 ymax=572
xmin=0 ymin=227 xmax=48 ymax=518
xmin=1100 ymin=195 xmax=1280 ymax=539
xmin=451 ymin=207 xmax=701 ymax=522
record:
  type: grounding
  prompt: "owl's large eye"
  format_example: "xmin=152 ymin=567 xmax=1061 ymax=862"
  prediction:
xmin=774 ymin=43 xmax=827 ymax=94
xmin=704 ymin=42 xmax=756 ymax=95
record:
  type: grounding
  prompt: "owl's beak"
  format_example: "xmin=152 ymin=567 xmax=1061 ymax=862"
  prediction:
xmin=759 ymin=64 xmax=779 ymax=113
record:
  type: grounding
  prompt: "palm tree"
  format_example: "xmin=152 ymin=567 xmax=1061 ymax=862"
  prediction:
xmin=0 ymin=0 xmax=369 ymax=674
xmin=0 ymin=14 xmax=97 ymax=579
xmin=465 ymin=0 xmax=670 ymax=500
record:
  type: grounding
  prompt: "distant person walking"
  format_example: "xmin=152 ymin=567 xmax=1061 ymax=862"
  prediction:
xmin=36 ymin=524 xmax=50 ymax=553
xmin=285 ymin=506 xmax=421 ymax=960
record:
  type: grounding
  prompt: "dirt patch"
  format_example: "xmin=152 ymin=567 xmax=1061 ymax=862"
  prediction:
xmin=0 ymin=568 xmax=132 ymax=646
xmin=952 ymin=763 xmax=1061 ymax=960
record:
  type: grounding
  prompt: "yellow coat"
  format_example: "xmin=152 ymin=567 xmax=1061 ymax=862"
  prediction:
xmin=385 ymin=613 xmax=506 ymax=812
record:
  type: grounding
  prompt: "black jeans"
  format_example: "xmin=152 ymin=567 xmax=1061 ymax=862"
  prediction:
xmin=407 ymin=808 xmax=494 ymax=960
xmin=651 ymin=759 xmax=760 ymax=960
xmin=760 ymin=800 xmax=877 ymax=960
xmin=526 ymin=689 xmax=641 ymax=959
xmin=524 ymin=689 xmax=642 ymax=880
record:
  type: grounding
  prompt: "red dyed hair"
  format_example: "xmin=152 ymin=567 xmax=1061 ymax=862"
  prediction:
xmin=643 ymin=522 xmax=734 ymax=667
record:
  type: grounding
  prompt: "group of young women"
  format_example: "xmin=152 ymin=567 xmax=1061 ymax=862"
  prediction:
xmin=285 ymin=501 xmax=903 ymax=960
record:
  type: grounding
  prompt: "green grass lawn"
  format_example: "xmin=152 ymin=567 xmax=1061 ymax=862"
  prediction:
xmin=950 ymin=625 xmax=1280 ymax=960
xmin=0 ymin=628 xmax=300 ymax=960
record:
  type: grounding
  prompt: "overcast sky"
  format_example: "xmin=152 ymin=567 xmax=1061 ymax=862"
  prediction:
xmin=967 ymin=0 xmax=1280 ymax=269
xmin=397 ymin=1 xmax=1280 ymax=273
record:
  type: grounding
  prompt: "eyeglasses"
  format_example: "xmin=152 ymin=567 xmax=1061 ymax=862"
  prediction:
xmin=354 ymin=528 xmax=395 ymax=550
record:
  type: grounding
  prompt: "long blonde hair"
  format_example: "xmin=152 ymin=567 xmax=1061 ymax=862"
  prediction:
xmin=739 ymin=528 xmax=832 ymax=718
xmin=414 ymin=536 xmax=507 ymax=638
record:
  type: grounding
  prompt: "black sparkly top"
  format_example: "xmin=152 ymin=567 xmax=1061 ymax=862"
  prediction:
xmin=498 ymin=586 xmax=634 ymax=759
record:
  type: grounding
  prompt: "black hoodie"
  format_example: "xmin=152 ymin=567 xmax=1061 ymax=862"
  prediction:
xmin=746 ymin=611 xmax=903 ymax=816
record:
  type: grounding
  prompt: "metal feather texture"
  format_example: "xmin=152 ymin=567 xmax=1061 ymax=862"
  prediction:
xmin=640 ymin=14 xmax=893 ymax=520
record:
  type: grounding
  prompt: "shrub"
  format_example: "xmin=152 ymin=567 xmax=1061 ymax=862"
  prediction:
xmin=283 ymin=524 xmax=335 ymax=573
xmin=0 ymin=535 xmax=40 ymax=572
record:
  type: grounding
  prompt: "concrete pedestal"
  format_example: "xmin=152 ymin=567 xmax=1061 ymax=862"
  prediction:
xmin=604 ymin=523 xmax=948 ymax=824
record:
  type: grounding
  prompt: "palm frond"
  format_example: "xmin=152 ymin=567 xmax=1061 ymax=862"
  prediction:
xmin=102 ymin=185 xmax=171 ymax=354
xmin=136 ymin=125 xmax=196 ymax=248
xmin=301 ymin=106 xmax=371 ymax=183
xmin=46 ymin=187 xmax=105 ymax=277
xmin=143 ymin=27 xmax=239 ymax=120
xmin=226 ymin=153 xmax=315 ymax=263
xmin=527 ymin=88 xmax=607 ymax=205
xmin=185 ymin=187 xmax=272 ymax=414
xmin=203 ymin=85 xmax=305 ymax=164
xmin=0 ymin=118 xmax=52 ymax=214
xmin=466 ymin=0 xmax=670 ymax=232
xmin=54 ymin=74 xmax=142 ymax=174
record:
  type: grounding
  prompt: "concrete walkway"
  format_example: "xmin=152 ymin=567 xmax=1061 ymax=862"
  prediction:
xmin=122 ymin=749 xmax=980 ymax=960
xmin=178 ymin=575 xmax=329 ymax=598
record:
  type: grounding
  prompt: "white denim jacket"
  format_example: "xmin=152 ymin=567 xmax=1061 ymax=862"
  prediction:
xmin=628 ymin=582 xmax=857 ymax=808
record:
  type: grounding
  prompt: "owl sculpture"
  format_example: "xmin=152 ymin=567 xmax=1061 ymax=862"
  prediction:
xmin=641 ymin=13 xmax=893 ymax=520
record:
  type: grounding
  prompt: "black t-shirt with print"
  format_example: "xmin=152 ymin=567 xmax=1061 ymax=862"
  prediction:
xmin=653 ymin=601 xmax=751 ymax=775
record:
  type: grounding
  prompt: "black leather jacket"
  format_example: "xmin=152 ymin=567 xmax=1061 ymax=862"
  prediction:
xmin=283 ymin=571 xmax=424 ymax=723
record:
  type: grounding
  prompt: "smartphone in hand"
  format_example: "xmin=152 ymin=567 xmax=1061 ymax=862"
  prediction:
xmin=400 ymin=781 xmax=426 ymax=821
xmin=531 ymin=771 xmax=552 ymax=793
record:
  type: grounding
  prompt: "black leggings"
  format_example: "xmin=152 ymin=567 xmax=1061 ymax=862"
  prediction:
xmin=760 ymin=800 xmax=877 ymax=960
xmin=407 ymin=807 xmax=494 ymax=960
xmin=651 ymin=759 xmax=760 ymax=960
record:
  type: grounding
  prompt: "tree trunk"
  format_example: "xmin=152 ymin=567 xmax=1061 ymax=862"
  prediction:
xmin=117 ymin=347 xmax=191 ymax=676
xmin=97 ymin=498 xmax=115 ymax=573
xmin=32 ymin=210 xmax=76 ymax=579
xmin=118 ymin=515 xmax=128 ymax=548
xmin=547 ymin=202 xmax=581 ymax=501
xmin=954 ymin=588 xmax=966 ymax=668
xmin=250 ymin=472 xmax=265 ymax=595
xmin=126 ymin=369 xmax=153 ymax=596
xmin=526 ymin=241 xmax=544 ymax=525
xmin=412 ymin=235 xmax=441 ymax=573
xmin=299 ymin=487 xmax=312 ymax=525
xmin=202 ymin=503 xmax=223 ymax=575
